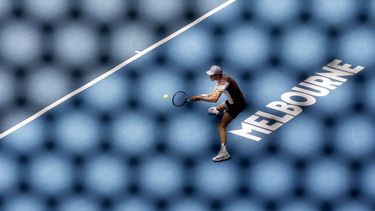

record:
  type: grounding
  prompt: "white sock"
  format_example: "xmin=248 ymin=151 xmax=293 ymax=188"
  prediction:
xmin=221 ymin=143 xmax=226 ymax=150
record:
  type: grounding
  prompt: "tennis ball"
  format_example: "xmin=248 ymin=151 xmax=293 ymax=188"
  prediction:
xmin=163 ymin=94 xmax=169 ymax=100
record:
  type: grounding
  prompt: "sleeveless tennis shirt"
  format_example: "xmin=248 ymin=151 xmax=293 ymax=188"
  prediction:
xmin=214 ymin=74 xmax=246 ymax=105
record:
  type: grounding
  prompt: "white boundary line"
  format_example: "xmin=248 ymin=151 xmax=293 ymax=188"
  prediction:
xmin=0 ymin=0 xmax=237 ymax=139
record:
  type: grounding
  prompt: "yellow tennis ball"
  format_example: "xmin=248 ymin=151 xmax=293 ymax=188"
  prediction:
xmin=163 ymin=94 xmax=169 ymax=100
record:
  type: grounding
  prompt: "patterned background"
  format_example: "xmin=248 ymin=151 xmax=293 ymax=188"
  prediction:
xmin=0 ymin=0 xmax=375 ymax=210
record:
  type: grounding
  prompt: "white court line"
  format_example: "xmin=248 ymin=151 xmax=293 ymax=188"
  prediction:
xmin=0 ymin=0 xmax=237 ymax=139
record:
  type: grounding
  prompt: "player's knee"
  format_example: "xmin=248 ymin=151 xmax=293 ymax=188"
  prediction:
xmin=223 ymin=122 xmax=230 ymax=128
xmin=218 ymin=122 xmax=226 ymax=129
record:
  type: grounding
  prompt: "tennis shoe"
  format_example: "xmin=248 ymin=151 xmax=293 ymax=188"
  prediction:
xmin=212 ymin=147 xmax=231 ymax=162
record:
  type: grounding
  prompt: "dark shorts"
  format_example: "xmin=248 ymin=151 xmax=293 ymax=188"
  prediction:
xmin=224 ymin=100 xmax=246 ymax=119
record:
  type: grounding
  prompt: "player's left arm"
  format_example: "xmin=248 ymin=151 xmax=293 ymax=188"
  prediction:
xmin=192 ymin=89 xmax=222 ymax=102
xmin=192 ymin=81 xmax=228 ymax=102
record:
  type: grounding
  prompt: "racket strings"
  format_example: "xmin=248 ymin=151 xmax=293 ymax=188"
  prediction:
xmin=172 ymin=91 xmax=188 ymax=107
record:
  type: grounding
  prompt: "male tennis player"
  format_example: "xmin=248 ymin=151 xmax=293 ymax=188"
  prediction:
xmin=191 ymin=65 xmax=247 ymax=162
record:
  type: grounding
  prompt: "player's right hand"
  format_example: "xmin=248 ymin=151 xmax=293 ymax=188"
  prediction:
xmin=191 ymin=96 xmax=200 ymax=101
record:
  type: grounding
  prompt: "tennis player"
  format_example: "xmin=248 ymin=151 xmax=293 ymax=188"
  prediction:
xmin=191 ymin=65 xmax=247 ymax=162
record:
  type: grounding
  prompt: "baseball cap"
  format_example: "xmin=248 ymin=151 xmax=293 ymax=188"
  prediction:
xmin=206 ymin=65 xmax=222 ymax=76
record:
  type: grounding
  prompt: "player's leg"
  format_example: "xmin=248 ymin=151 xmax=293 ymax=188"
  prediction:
xmin=216 ymin=101 xmax=228 ymax=112
xmin=218 ymin=112 xmax=233 ymax=145
xmin=212 ymin=112 xmax=233 ymax=162
xmin=208 ymin=101 xmax=228 ymax=115
xmin=212 ymin=101 xmax=246 ymax=162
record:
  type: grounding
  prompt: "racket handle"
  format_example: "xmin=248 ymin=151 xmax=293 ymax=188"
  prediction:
xmin=187 ymin=98 xmax=192 ymax=102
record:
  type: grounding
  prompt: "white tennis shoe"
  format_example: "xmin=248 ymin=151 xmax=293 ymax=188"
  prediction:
xmin=212 ymin=147 xmax=231 ymax=162
xmin=208 ymin=107 xmax=219 ymax=115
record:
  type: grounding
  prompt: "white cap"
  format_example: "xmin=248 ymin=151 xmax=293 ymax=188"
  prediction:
xmin=206 ymin=65 xmax=222 ymax=76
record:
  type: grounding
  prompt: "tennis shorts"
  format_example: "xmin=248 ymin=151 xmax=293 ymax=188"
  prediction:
xmin=224 ymin=100 xmax=246 ymax=119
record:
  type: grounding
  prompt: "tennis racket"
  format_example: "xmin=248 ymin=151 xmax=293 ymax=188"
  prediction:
xmin=172 ymin=91 xmax=192 ymax=107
